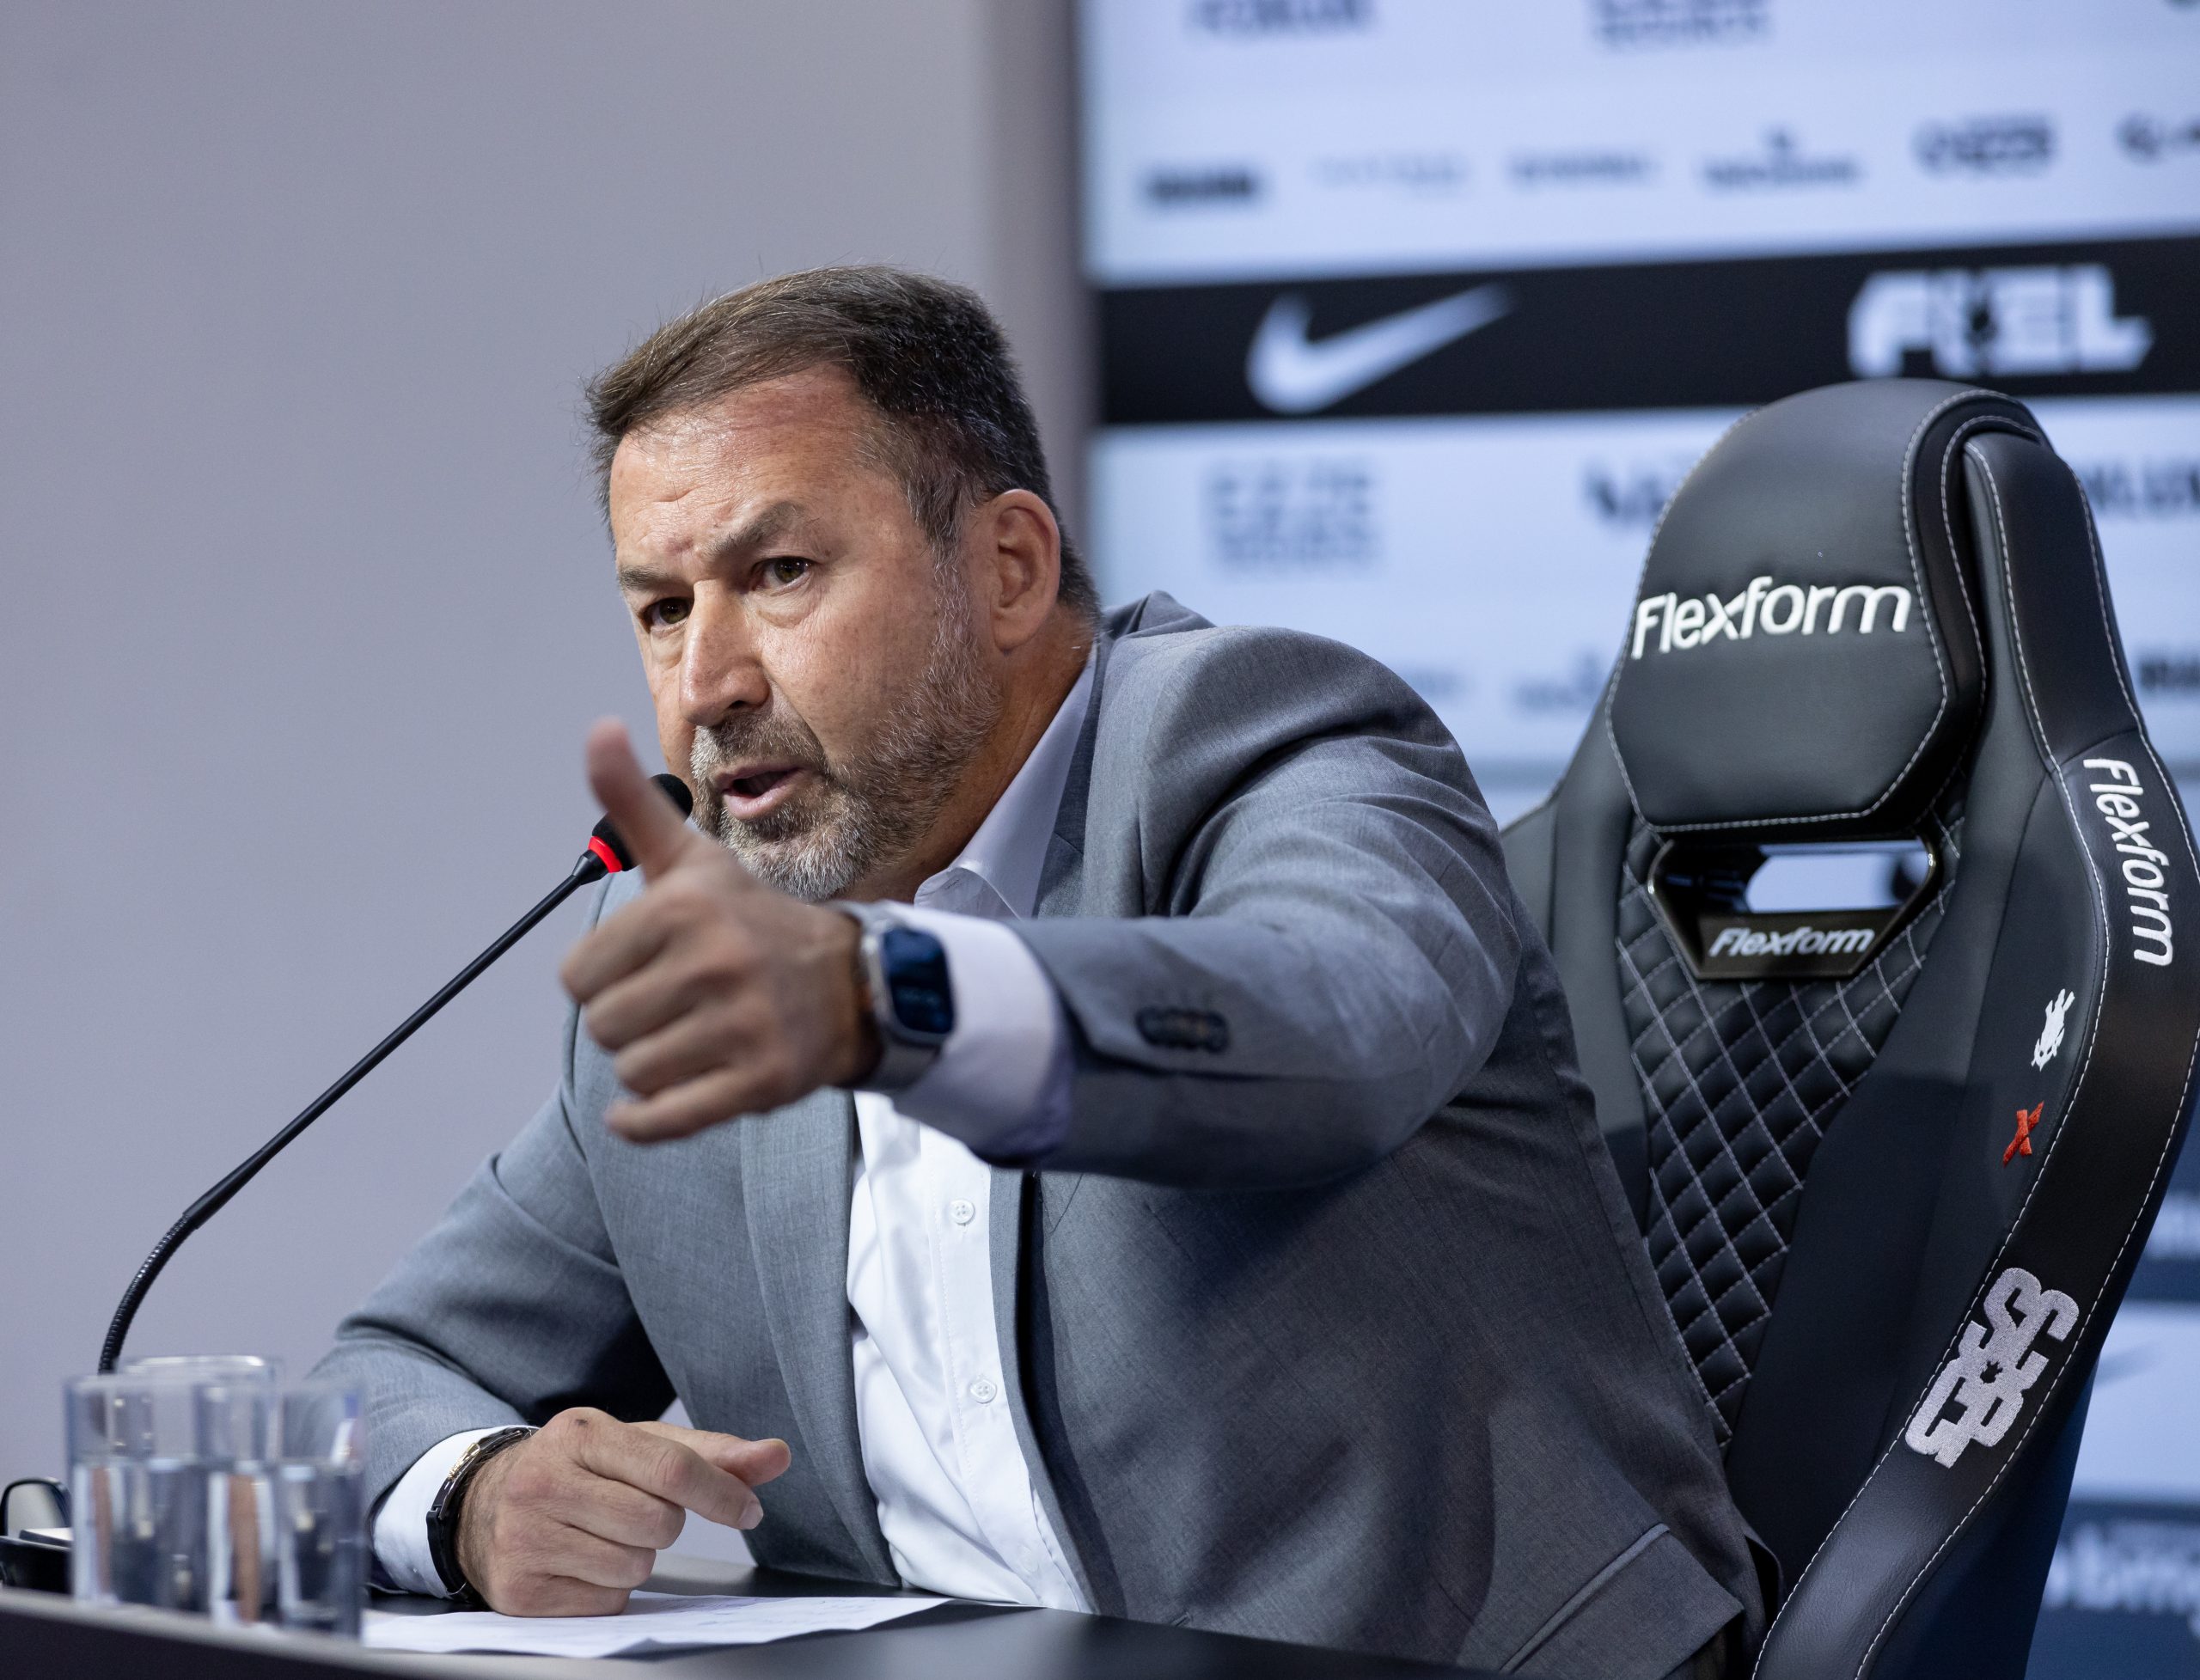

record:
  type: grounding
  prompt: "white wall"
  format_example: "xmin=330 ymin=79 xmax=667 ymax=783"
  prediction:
xmin=0 ymin=0 xmax=1086 ymax=1503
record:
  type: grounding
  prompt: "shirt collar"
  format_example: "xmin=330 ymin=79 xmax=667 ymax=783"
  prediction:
xmin=914 ymin=650 xmax=1095 ymax=922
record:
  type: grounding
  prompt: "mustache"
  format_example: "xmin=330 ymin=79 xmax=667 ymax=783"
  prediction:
xmin=689 ymin=712 xmax=831 ymax=782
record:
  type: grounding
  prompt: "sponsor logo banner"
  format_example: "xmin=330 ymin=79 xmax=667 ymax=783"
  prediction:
xmin=2120 ymin=113 xmax=2200 ymax=162
xmin=1087 ymin=399 xmax=2200 ymax=776
xmin=2073 ymin=1301 xmax=2200 ymax=1501
xmin=1915 ymin=113 xmax=2056 ymax=174
xmin=1510 ymin=149 xmax=1657 ymax=188
xmin=1099 ymin=235 xmax=2200 ymax=424
xmin=1700 ymin=127 xmax=1859 ymax=192
xmin=2139 ymin=653 xmax=2200 ymax=707
xmin=1589 ymin=0 xmax=1771 ymax=50
xmin=1583 ymin=454 xmax=1696 ymax=528
xmin=1202 ymin=456 xmax=1380 ymax=567
xmin=1849 ymin=264 xmax=2152 ymax=379
xmin=1188 ymin=0 xmax=1376 ymax=36
xmin=1145 ymin=164 xmax=1264 ymax=208
xmin=2075 ymin=453 xmax=2200 ymax=521
xmin=1246 ymin=285 xmax=1511 ymax=413
xmin=2037 ymin=1497 xmax=2200 ymax=1671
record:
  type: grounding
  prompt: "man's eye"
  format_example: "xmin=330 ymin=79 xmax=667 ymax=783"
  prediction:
xmin=641 ymin=599 xmax=690 ymax=631
xmin=761 ymin=557 xmax=812 ymax=589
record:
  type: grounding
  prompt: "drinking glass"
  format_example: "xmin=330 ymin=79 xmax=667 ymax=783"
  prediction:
xmin=120 ymin=1354 xmax=288 ymax=1622
xmin=65 ymin=1373 xmax=207 ymax=1611
xmin=198 ymin=1379 xmax=278 ymax=1626
xmin=272 ymin=1385 xmax=364 ymax=1636
xmin=119 ymin=1355 xmax=282 ymax=1387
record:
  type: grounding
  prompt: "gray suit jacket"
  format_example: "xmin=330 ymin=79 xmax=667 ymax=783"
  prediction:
xmin=318 ymin=594 xmax=1763 ymax=1675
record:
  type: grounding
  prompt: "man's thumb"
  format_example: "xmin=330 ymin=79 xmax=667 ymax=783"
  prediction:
xmin=695 ymin=1433 xmax=791 ymax=1487
xmin=584 ymin=719 xmax=693 ymax=878
xmin=635 ymin=1420 xmax=791 ymax=1487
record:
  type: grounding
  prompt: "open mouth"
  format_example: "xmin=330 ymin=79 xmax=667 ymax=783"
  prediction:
xmin=732 ymin=768 xmax=791 ymax=798
xmin=715 ymin=763 xmax=809 ymax=821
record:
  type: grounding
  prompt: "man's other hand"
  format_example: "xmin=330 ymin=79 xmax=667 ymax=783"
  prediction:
xmin=563 ymin=721 xmax=877 ymax=1141
xmin=455 ymin=1409 xmax=792 ymax=1616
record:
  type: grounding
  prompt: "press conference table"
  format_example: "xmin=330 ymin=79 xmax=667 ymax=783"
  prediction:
xmin=0 ymin=1553 xmax=1501 ymax=1679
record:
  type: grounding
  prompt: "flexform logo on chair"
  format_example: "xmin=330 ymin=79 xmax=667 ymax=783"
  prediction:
xmin=1629 ymin=575 xmax=1914 ymax=658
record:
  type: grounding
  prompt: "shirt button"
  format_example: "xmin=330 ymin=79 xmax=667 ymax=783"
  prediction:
xmin=969 ymin=1377 xmax=999 ymax=1404
xmin=949 ymin=1199 xmax=976 ymax=1226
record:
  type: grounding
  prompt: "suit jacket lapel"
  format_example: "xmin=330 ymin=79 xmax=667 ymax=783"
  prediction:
xmin=1008 ymin=639 xmax=1109 ymax=1601
xmin=740 ymin=1088 xmax=895 ymax=1580
xmin=1036 ymin=625 xmax=1109 ymax=918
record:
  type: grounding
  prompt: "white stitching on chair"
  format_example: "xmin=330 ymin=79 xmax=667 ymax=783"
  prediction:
xmin=1752 ymin=439 xmax=2200 ymax=1680
xmin=1622 ymin=811 xmax=1956 ymax=1440
xmin=1844 ymin=438 xmax=2200 ymax=1677
xmin=1605 ymin=400 xmax=1786 ymax=824
xmin=1627 ymin=388 xmax=1997 ymax=834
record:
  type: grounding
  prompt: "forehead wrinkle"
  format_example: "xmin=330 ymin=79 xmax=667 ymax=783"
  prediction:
xmin=705 ymin=498 xmax=810 ymax=563
xmin=614 ymin=498 xmax=816 ymax=593
xmin=608 ymin=370 xmax=921 ymax=579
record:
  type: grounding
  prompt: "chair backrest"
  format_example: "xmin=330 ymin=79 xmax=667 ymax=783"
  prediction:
xmin=1501 ymin=379 xmax=2200 ymax=1680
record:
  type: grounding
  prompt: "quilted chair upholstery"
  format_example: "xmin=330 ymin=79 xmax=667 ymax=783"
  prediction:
xmin=1502 ymin=380 xmax=2200 ymax=1679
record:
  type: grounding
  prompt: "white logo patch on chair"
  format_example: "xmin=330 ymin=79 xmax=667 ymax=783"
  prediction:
xmin=2032 ymin=989 xmax=2076 ymax=1071
xmin=1904 ymin=1268 xmax=2080 ymax=1469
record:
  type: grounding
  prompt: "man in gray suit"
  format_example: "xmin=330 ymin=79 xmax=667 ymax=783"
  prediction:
xmin=318 ymin=267 xmax=1761 ymax=1676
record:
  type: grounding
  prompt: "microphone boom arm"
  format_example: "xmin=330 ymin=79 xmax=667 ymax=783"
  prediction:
xmin=95 ymin=773 xmax=689 ymax=1375
xmin=97 ymin=863 xmax=594 ymax=1374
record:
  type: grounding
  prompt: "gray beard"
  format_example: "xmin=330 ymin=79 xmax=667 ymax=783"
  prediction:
xmin=688 ymin=583 xmax=1000 ymax=902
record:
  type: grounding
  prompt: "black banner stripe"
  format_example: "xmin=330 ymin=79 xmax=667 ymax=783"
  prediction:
xmin=1100 ymin=234 xmax=2200 ymax=425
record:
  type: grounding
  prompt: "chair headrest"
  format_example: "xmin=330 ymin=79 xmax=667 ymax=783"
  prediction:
xmin=1610 ymin=380 xmax=2038 ymax=840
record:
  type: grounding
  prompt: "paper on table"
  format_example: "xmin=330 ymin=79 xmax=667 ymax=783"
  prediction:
xmin=363 ymin=1591 xmax=946 ymax=1658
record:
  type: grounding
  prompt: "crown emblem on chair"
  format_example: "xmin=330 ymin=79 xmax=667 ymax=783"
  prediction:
xmin=2032 ymin=989 xmax=2075 ymax=1070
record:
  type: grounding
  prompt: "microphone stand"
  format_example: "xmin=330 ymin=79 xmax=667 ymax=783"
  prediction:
xmin=94 ymin=771 xmax=689 ymax=1376
xmin=97 ymin=860 xmax=599 ymax=1374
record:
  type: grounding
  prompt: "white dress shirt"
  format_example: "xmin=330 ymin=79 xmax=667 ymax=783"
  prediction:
xmin=375 ymin=656 xmax=1094 ymax=1609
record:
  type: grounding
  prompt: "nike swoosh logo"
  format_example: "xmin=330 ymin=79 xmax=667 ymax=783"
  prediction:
xmin=1245 ymin=284 xmax=1512 ymax=414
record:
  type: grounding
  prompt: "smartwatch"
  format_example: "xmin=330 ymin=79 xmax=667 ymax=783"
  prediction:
xmin=833 ymin=903 xmax=956 ymax=1093
xmin=425 ymin=1426 xmax=535 ymax=1601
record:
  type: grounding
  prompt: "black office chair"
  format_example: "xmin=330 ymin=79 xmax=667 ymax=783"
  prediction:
xmin=1501 ymin=379 xmax=2199 ymax=1679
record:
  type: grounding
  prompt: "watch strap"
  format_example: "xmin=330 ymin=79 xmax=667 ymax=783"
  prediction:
xmin=424 ymin=1426 xmax=534 ymax=1601
xmin=864 ymin=1019 xmax=945 ymax=1094
xmin=831 ymin=902 xmax=948 ymax=1095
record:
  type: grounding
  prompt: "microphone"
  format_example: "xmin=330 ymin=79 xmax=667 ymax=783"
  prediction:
xmin=95 ymin=773 xmax=694 ymax=1375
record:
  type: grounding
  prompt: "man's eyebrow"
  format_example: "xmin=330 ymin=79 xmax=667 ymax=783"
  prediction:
xmin=617 ymin=502 xmax=814 ymax=596
xmin=710 ymin=500 xmax=810 ymax=559
xmin=615 ymin=561 xmax=686 ymax=596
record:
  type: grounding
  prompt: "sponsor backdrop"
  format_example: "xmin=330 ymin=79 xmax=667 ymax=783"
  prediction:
xmin=1079 ymin=3 xmax=2200 ymax=1672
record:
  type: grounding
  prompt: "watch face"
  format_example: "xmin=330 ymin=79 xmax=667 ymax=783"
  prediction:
xmin=880 ymin=925 xmax=955 ymax=1040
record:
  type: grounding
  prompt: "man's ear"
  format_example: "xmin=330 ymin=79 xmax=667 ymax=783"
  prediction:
xmin=972 ymin=489 xmax=1062 ymax=654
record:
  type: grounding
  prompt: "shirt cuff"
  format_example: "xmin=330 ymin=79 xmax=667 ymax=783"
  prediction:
xmin=370 ymin=1426 xmax=514 ymax=1597
xmin=889 ymin=907 xmax=1072 ymax=1164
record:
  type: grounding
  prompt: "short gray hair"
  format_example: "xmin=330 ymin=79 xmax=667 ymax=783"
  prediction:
xmin=584 ymin=266 xmax=1097 ymax=620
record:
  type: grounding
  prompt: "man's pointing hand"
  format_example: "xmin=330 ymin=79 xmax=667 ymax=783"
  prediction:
xmin=456 ymin=1410 xmax=791 ymax=1616
xmin=561 ymin=720 xmax=877 ymax=1141
xmin=584 ymin=716 xmax=718 ymax=879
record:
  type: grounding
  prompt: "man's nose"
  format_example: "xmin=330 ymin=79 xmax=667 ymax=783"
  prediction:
xmin=678 ymin=596 xmax=771 ymax=728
